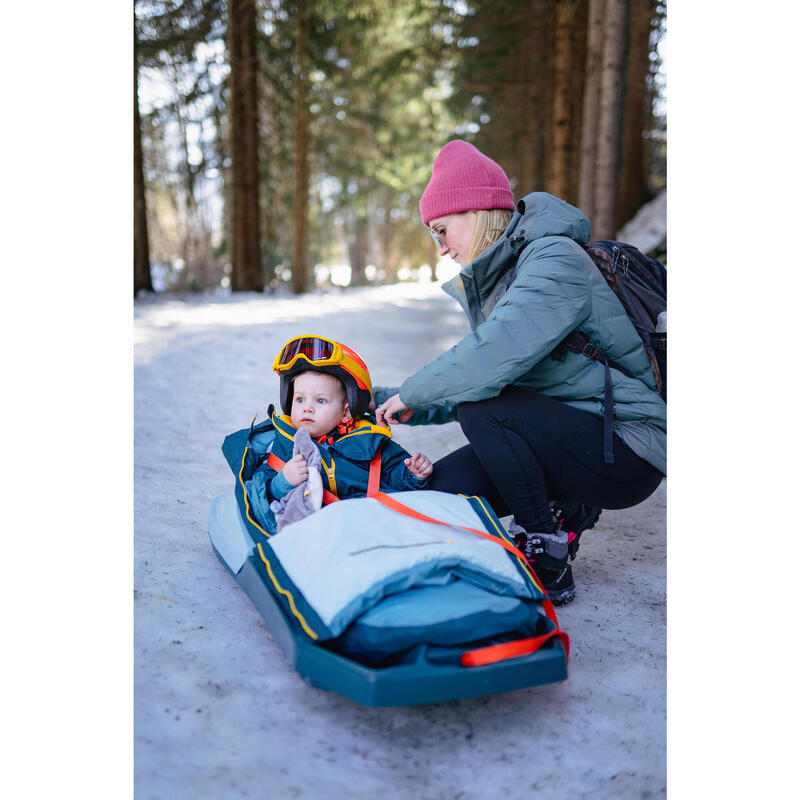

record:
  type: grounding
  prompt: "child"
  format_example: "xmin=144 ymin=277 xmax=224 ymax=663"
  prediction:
xmin=256 ymin=335 xmax=433 ymax=516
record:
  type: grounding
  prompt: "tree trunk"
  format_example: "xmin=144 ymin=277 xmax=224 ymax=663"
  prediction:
xmin=547 ymin=0 xmax=579 ymax=200
xmin=292 ymin=0 xmax=310 ymax=294
xmin=133 ymin=48 xmax=153 ymax=295
xmin=227 ymin=0 xmax=263 ymax=291
xmin=348 ymin=211 xmax=368 ymax=286
xmin=519 ymin=3 xmax=551 ymax=193
xmin=171 ymin=61 xmax=202 ymax=291
xmin=592 ymin=0 xmax=628 ymax=240
xmin=577 ymin=0 xmax=607 ymax=225
xmin=569 ymin=0 xmax=589 ymax=202
xmin=617 ymin=0 xmax=653 ymax=228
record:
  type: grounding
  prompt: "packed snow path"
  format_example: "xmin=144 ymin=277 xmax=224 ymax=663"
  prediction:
xmin=134 ymin=283 xmax=665 ymax=799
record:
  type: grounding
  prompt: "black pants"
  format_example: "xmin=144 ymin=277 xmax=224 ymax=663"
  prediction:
xmin=427 ymin=386 xmax=663 ymax=534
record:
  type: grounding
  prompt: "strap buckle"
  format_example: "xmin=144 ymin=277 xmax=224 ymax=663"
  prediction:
xmin=581 ymin=342 xmax=600 ymax=360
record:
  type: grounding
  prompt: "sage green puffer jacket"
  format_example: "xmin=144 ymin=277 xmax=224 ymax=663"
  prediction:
xmin=397 ymin=192 xmax=666 ymax=475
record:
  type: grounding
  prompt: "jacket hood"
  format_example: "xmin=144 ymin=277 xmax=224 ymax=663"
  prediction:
xmin=512 ymin=191 xmax=591 ymax=244
xmin=456 ymin=192 xmax=591 ymax=303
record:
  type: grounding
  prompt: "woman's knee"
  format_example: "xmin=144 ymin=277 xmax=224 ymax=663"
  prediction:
xmin=456 ymin=386 xmax=539 ymax=433
xmin=455 ymin=397 xmax=493 ymax=434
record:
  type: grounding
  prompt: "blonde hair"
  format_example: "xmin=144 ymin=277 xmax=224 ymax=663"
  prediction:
xmin=466 ymin=208 xmax=514 ymax=264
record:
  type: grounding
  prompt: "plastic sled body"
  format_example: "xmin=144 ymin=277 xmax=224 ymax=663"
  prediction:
xmin=209 ymin=491 xmax=568 ymax=707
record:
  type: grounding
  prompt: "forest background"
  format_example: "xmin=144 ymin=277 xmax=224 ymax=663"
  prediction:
xmin=4 ymin=3 xmax=800 ymax=796
xmin=134 ymin=0 xmax=666 ymax=296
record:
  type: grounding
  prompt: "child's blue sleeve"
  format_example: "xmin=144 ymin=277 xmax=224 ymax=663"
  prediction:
xmin=269 ymin=469 xmax=294 ymax=500
xmin=379 ymin=441 xmax=431 ymax=491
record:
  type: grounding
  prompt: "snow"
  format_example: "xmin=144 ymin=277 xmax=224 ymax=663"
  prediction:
xmin=616 ymin=190 xmax=667 ymax=255
xmin=134 ymin=281 xmax=666 ymax=798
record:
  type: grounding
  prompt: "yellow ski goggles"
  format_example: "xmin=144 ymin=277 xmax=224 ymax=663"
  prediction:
xmin=272 ymin=335 xmax=372 ymax=392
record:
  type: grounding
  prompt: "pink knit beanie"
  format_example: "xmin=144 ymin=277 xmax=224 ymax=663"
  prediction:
xmin=419 ymin=140 xmax=514 ymax=226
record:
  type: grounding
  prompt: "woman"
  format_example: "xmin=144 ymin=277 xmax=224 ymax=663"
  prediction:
xmin=375 ymin=140 xmax=665 ymax=605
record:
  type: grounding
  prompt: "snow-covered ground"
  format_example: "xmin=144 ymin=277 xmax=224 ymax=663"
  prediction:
xmin=133 ymin=281 xmax=665 ymax=798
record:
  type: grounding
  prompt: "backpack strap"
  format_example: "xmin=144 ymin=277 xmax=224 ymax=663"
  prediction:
xmin=370 ymin=491 xmax=570 ymax=666
xmin=551 ymin=331 xmax=626 ymax=464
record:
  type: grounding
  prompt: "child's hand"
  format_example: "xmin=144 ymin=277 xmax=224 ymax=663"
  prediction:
xmin=405 ymin=452 xmax=433 ymax=479
xmin=282 ymin=454 xmax=309 ymax=487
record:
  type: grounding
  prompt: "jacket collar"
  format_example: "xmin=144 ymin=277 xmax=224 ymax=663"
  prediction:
xmin=271 ymin=411 xmax=393 ymax=448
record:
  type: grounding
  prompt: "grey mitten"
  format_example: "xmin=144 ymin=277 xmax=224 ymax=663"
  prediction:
xmin=269 ymin=428 xmax=324 ymax=532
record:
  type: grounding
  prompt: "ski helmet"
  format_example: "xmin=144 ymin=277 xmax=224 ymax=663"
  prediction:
xmin=272 ymin=335 xmax=373 ymax=419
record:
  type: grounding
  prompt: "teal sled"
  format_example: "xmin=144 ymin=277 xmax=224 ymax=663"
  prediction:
xmin=208 ymin=489 xmax=568 ymax=707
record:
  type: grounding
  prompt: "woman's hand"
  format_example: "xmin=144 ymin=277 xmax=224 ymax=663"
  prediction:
xmin=405 ymin=452 xmax=433 ymax=479
xmin=375 ymin=393 xmax=414 ymax=425
xmin=282 ymin=454 xmax=309 ymax=487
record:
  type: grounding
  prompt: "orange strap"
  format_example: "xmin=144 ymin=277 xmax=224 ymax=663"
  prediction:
xmin=267 ymin=451 xmax=339 ymax=504
xmin=372 ymin=491 xmax=530 ymax=562
xmin=461 ymin=627 xmax=570 ymax=667
xmin=370 ymin=490 xmax=569 ymax=667
xmin=366 ymin=450 xmax=381 ymax=497
xmin=266 ymin=449 xmax=382 ymax=504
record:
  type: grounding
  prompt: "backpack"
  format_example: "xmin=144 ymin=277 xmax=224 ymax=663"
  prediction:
xmin=548 ymin=240 xmax=667 ymax=464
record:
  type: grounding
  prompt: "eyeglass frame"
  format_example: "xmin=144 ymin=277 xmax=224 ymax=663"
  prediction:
xmin=427 ymin=214 xmax=458 ymax=249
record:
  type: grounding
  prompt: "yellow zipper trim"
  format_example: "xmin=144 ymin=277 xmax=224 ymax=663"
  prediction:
xmin=337 ymin=421 xmax=393 ymax=441
xmin=274 ymin=424 xmax=295 ymax=443
xmin=461 ymin=494 xmax=544 ymax=594
xmin=319 ymin=453 xmax=337 ymax=495
xmin=256 ymin=543 xmax=318 ymax=640
xmin=239 ymin=446 xmax=271 ymax=539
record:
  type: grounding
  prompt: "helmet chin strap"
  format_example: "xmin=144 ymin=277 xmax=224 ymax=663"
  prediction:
xmin=317 ymin=418 xmax=356 ymax=445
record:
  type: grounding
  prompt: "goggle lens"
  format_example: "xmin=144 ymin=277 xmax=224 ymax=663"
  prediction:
xmin=273 ymin=336 xmax=341 ymax=371
xmin=277 ymin=336 xmax=336 ymax=368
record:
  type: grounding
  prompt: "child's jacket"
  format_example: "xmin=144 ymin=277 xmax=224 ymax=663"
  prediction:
xmin=252 ymin=410 xmax=429 ymax=505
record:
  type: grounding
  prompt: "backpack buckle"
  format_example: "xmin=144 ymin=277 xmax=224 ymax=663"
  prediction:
xmin=581 ymin=342 xmax=600 ymax=360
xmin=610 ymin=245 xmax=630 ymax=277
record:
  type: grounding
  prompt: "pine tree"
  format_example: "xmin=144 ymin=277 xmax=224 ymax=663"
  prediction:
xmin=617 ymin=0 xmax=655 ymax=228
xmin=592 ymin=0 xmax=627 ymax=239
xmin=292 ymin=0 xmax=310 ymax=293
xmin=134 ymin=25 xmax=153 ymax=295
xmin=227 ymin=0 xmax=263 ymax=291
xmin=577 ymin=0 xmax=606 ymax=223
xmin=547 ymin=0 xmax=585 ymax=202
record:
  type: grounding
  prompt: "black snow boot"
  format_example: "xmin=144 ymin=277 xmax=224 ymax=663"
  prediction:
xmin=509 ymin=521 xmax=576 ymax=606
xmin=549 ymin=500 xmax=603 ymax=561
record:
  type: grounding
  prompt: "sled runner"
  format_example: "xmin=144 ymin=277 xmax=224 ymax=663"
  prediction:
xmin=208 ymin=417 xmax=569 ymax=707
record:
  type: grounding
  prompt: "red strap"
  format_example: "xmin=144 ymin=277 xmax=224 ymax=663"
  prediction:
xmin=461 ymin=628 xmax=570 ymax=666
xmin=267 ymin=449 xmax=383 ymax=504
xmin=266 ymin=452 xmax=339 ymax=505
xmin=366 ymin=450 xmax=381 ymax=497
xmin=372 ymin=491 xmax=528 ymax=562
xmin=370 ymin=491 xmax=569 ymax=666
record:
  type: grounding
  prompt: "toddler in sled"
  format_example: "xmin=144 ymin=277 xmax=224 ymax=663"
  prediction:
xmin=212 ymin=336 xmax=571 ymax=701
xmin=252 ymin=335 xmax=433 ymax=530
